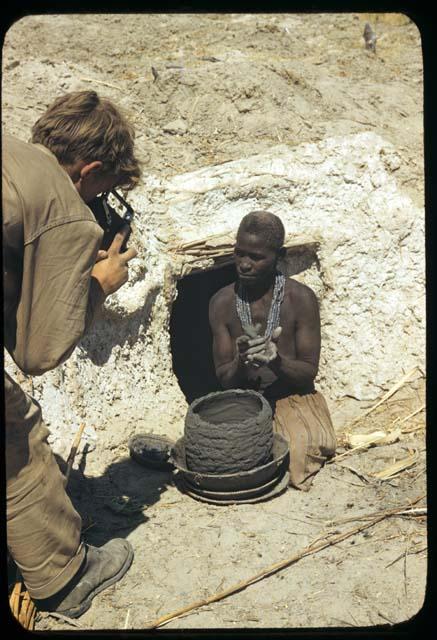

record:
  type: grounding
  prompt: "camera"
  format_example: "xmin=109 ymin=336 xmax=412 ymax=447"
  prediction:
xmin=88 ymin=189 xmax=134 ymax=252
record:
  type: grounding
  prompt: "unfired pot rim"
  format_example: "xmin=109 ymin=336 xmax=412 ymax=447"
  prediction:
xmin=186 ymin=388 xmax=272 ymax=429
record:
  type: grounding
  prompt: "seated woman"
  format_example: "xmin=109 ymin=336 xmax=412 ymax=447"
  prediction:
xmin=209 ymin=210 xmax=336 ymax=491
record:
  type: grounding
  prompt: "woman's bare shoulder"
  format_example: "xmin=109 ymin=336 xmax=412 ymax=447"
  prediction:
xmin=285 ymin=277 xmax=317 ymax=303
xmin=209 ymin=282 xmax=235 ymax=311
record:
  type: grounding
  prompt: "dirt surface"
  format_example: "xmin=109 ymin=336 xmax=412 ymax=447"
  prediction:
xmin=42 ymin=376 xmax=426 ymax=632
xmin=2 ymin=12 xmax=427 ymax=633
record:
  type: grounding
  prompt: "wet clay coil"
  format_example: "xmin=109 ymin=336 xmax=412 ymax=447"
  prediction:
xmin=171 ymin=432 xmax=289 ymax=492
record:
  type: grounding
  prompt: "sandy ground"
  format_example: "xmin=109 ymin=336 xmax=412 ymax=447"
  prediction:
xmin=2 ymin=12 xmax=427 ymax=632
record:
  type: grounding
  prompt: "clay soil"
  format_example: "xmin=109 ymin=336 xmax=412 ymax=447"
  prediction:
xmin=2 ymin=12 xmax=427 ymax=633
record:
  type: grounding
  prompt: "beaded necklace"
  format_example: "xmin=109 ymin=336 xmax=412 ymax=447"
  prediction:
xmin=236 ymin=272 xmax=285 ymax=338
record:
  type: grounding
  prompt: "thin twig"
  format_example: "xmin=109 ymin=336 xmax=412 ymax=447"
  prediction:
xmin=328 ymin=436 xmax=387 ymax=463
xmin=377 ymin=610 xmax=395 ymax=625
xmin=45 ymin=612 xmax=83 ymax=627
xmin=323 ymin=502 xmax=426 ymax=528
xmin=334 ymin=463 xmax=372 ymax=483
xmin=404 ymin=543 xmax=409 ymax=596
xmin=402 ymin=424 xmax=425 ymax=434
xmin=385 ymin=544 xmax=427 ymax=569
xmin=81 ymin=520 xmax=96 ymax=534
xmin=124 ymin=609 xmax=131 ymax=629
xmin=10 ymin=581 xmax=22 ymax=617
xmin=169 ymin=234 xmax=318 ymax=254
xmin=371 ymin=450 xmax=419 ymax=480
xmin=396 ymin=508 xmax=427 ymax=516
xmin=272 ymin=513 xmax=320 ymax=526
xmin=395 ymin=404 xmax=425 ymax=427
xmin=79 ymin=77 xmax=123 ymax=91
xmin=181 ymin=248 xmax=231 ymax=256
xmin=144 ymin=495 xmax=424 ymax=629
xmin=329 ymin=473 xmax=365 ymax=488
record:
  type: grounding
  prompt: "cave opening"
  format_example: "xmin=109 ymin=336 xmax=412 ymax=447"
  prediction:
xmin=170 ymin=241 xmax=320 ymax=405
xmin=170 ymin=262 xmax=236 ymax=404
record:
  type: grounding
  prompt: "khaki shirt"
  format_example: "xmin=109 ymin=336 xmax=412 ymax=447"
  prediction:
xmin=2 ymin=134 xmax=105 ymax=375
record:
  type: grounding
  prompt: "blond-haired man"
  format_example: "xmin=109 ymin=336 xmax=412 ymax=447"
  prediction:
xmin=3 ymin=90 xmax=140 ymax=618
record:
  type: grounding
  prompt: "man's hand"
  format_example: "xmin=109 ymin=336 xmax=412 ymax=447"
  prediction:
xmin=246 ymin=326 xmax=282 ymax=366
xmin=91 ymin=225 xmax=137 ymax=296
xmin=95 ymin=249 xmax=108 ymax=262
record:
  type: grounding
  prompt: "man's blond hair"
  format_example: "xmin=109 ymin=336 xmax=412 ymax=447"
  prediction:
xmin=31 ymin=90 xmax=141 ymax=190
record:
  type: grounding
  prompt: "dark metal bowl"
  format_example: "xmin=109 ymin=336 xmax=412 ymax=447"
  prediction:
xmin=180 ymin=466 xmax=285 ymax=501
xmin=177 ymin=470 xmax=290 ymax=505
xmin=129 ymin=433 xmax=174 ymax=471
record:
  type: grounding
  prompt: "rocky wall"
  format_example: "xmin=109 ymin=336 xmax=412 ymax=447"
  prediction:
xmin=5 ymin=132 xmax=425 ymax=456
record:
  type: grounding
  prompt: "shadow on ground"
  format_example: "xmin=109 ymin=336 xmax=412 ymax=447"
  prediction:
xmin=55 ymin=451 xmax=174 ymax=547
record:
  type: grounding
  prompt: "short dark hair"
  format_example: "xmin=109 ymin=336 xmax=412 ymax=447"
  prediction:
xmin=237 ymin=211 xmax=285 ymax=251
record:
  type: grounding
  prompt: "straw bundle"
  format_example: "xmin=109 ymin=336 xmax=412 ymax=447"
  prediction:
xmin=9 ymin=579 xmax=37 ymax=630
xmin=167 ymin=232 xmax=320 ymax=275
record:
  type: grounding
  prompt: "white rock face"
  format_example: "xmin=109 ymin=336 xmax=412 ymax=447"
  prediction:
xmin=5 ymin=133 xmax=425 ymax=454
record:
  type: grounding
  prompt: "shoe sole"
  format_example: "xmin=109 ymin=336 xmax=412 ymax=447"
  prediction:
xmin=57 ymin=545 xmax=134 ymax=619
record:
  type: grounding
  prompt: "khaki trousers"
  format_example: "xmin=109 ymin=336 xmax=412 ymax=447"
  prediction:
xmin=5 ymin=371 xmax=85 ymax=599
xmin=273 ymin=390 xmax=337 ymax=491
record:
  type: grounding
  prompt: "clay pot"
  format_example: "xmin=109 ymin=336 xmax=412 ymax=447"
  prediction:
xmin=170 ymin=432 xmax=289 ymax=492
xmin=184 ymin=389 xmax=274 ymax=474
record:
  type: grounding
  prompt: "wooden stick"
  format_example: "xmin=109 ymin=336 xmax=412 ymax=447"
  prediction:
xmin=124 ymin=609 xmax=131 ymax=629
xmin=173 ymin=238 xmax=212 ymax=250
xmin=402 ymin=424 xmax=425 ymax=435
xmin=144 ymin=494 xmax=425 ymax=629
xmin=10 ymin=581 xmax=22 ymax=618
xmin=181 ymin=248 xmax=231 ymax=256
xmin=171 ymin=243 xmax=233 ymax=254
xmin=385 ymin=544 xmax=427 ymax=569
xmin=45 ymin=612 xmax=83 ymax=628
xmin=324 ymin=502 xmax=426 ymax=527
xmin=334 ymin=463 xmax=371 ymax=483
xmin=396 ymin=508 xmax=427 ymax=517
xmin=65 ymin=424 xmax=86 ymax=484
xmin=371 ymin=450 xmax=419 ymax=480
xmin=328 ymin=435 xmax=389 ymax=463
xmin=169 ymin=234 xmax=318 ymax=254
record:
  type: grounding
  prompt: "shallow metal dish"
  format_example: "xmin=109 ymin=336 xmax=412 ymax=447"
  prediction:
xmin=129 ymin=433 xmax=174 ymax=471
xmin=177 ymin=471 xmax=290 ymax=505
xmin=180 ymin=465 xmax=286 ymax=501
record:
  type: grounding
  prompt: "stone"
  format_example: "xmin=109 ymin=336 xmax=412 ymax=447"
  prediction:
xmin=162 ymin=118 xmax=188 ymax=135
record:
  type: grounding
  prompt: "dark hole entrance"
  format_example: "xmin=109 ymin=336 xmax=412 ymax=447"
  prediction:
xmin=170 ymin=244 xmax=320 ymax=405
xmin=170 ymin=262 xmax=237 ymax=404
